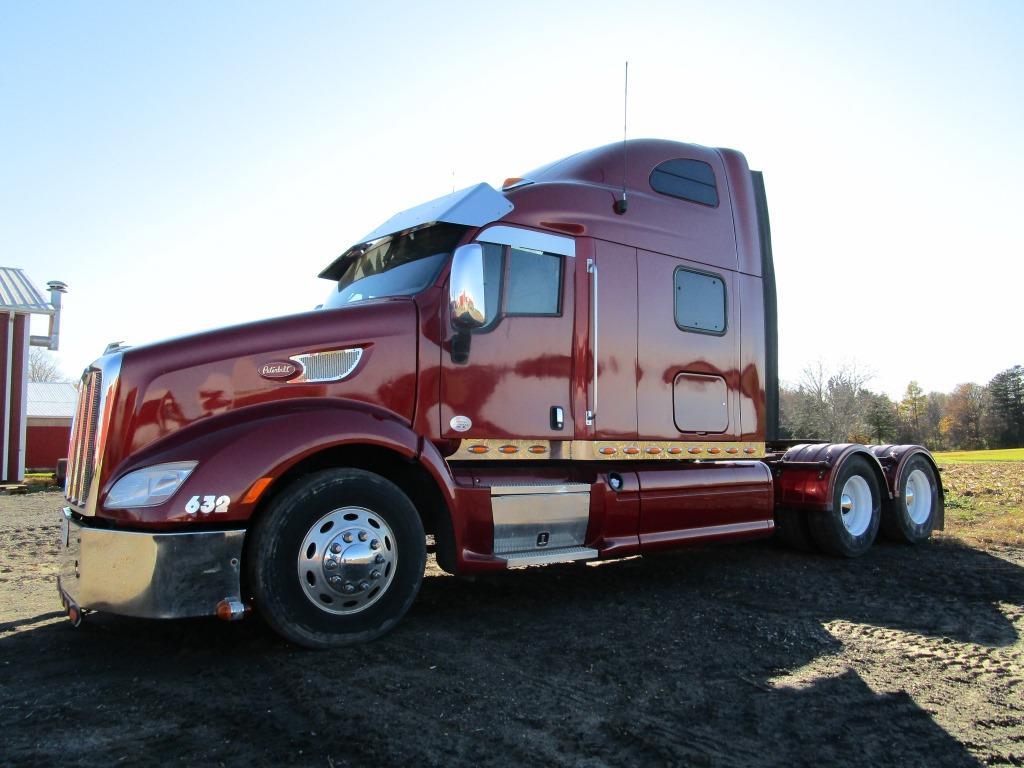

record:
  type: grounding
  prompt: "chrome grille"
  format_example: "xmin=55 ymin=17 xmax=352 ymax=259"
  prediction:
xmin=290 ymin=348 xmax=363 ymax=383
xmin=65 ymin=369 xmax=102 ymax=506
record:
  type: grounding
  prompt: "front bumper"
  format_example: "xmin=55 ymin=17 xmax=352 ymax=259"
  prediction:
xmin=57 ymin=508 xmax=246 ymax=619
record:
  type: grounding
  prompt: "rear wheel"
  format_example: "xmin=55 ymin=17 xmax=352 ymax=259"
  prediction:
xmin=881 ymin=456 xmax=941 ymax=544
xmin=808 ymin=456 xmax=881 ymax=557
xmin=248 ymin=468 xmax=426 ymax=648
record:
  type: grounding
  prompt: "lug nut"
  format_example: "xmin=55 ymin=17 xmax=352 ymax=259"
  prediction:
xmin=359 ymin=581 xmax=371 ymax=591
xmin=342 ymin=533 xmax=354 ymax=544
xmin=358 ymin=531 xmax=368 ymax=542
xmin=375 ymin=554 xmax=385 ymax=564
xmin=330 ymin=543 xmax=342 ymax=554
xmin=329 ymin=576 xmax=343 ymax=586
xmin=370 ymin=539 xmax=380 ymax=550
xmin=342 ymin=582 xmax=356 ymax=594
xmin=370 ymin=570 xmax=381 ymax=580
xmin=324 ymin=560 xmax=338 ymax=570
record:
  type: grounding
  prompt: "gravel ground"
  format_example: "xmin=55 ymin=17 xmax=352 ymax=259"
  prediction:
xmin=1 ymin=491 xmax=1022 ymax=767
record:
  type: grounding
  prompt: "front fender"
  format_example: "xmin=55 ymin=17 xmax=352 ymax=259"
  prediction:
xmin=95 ymin=399 xmax=424 ymax=529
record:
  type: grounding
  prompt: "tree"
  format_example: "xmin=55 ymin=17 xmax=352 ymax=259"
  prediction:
xmin=942 ymin=382 xmax=986 ymax=449
xmin=863 ymin=392 xmax=899 ymax=444
xmin=898 ymin=381 xmax=928 ymax=443
xmin=781 ymin=361 xmax=874 ymax=443
xmin=985 ymin=365 xmax=1024 ymax=447
xmin=28 ymin=348 xmax=66 ymax=383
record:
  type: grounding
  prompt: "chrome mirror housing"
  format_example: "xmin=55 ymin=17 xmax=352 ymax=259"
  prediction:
xmin=449 ymin=243 xmax=488 ymax=330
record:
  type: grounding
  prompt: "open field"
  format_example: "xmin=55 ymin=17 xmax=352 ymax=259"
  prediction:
xmin=933 ymin=448 xmax=1024 ymax=463
xmin=939 ymin=461 xmax=1024 ymax=548
xmin=2 ymin=491 xmax=1022 ymax=767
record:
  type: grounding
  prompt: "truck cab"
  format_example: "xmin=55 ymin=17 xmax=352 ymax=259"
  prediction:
xmin=57 ymin=139 xmax=943 ymax=646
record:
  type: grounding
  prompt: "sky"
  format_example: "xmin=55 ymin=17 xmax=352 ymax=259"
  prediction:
xmin=3 ymin=0 xmax=1022 ymax=399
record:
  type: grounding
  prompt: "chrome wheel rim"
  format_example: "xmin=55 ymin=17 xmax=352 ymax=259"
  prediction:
xmin=297 ymin=507 xmax=397 ymax=615
xmin=905 ymin=469 xmax=932 ymax=525
xmin=839 ymin=475 xmax=873 ymax=536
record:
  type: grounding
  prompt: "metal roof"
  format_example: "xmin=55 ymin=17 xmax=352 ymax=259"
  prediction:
xmin=0 ymin=267 xmax=54 ymax=314
xmin=27 ymin=382 xmax=77 ymax=419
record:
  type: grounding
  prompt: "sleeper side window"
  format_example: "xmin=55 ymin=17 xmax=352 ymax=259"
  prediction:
xmin=674 ymin=267 xmax=726 ymax=334
xmin=506 ymin=248 xmax=562 ymax=316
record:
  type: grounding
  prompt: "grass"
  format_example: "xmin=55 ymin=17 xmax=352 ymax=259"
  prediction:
xmin=937 ymin=460 xmax=1024 ymax=547
xmin=932 ymin=448 xmax=1024 ymax=463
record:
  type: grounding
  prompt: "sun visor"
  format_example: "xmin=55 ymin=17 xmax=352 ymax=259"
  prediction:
xmin=319 ymin=183 xmax=513 ymax=279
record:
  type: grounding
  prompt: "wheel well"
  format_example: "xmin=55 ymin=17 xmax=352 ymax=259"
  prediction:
xmin=842 ymin=450 xmax=891 ymax=504
xmin=251 ymin=444 xmax=450 ymax=540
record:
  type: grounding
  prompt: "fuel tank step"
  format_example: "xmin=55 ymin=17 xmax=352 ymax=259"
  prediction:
xmin=500 ymin=546 xmax=598 ymax=568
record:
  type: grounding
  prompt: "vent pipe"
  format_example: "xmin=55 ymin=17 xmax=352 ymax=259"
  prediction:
xmin=29 ymin=280 xmax=66 ymax=351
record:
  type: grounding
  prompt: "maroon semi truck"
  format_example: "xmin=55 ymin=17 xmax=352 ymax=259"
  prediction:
xmin=57 ymin=139 xmax=943 ymax=647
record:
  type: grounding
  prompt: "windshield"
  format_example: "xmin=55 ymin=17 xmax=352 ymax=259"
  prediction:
xmin=322 ymin=224 xmax=469 ymax=309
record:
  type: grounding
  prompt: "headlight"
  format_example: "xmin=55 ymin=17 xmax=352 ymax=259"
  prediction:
xmin=105 ymin=461 xmax=197 ymax=509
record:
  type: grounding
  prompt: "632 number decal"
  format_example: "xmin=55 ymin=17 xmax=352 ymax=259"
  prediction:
xmin=185 ymin=495 xmax=230 ymax=515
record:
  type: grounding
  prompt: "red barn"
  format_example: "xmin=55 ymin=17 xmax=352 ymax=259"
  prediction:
xmin=26 ymin=382 xmax=76 ymax=471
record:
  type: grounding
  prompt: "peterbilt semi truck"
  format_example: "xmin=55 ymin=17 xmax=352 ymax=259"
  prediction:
xmin=57 ymin=139 xmax=944 ymax=648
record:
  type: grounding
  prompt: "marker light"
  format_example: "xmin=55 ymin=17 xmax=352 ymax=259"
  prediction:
xmin=105 ymin=461 xmax=197 ymax=509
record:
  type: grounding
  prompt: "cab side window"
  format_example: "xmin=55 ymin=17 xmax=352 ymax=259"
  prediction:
xmin=506 ymin=248 xmax=562 ymax=316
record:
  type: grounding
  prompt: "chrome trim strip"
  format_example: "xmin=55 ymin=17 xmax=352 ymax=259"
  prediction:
xmin=57 ymin=510 xmax=245 ymax=619
xmin=586 ymin=257 xmax=598 ymax=426
xmin=490 ymin=483 xmax=591 ymax=496
xmin=475 ymin=225 xmax=576 ymax=257
xmin=447 ymin=439 xmax=766 ymax=461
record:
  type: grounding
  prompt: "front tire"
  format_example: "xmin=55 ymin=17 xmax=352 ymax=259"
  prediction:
xmin=248 ymin=468 xmax=426 ymax=648
xmin=808 ymin=456 xmax=881 ymax=557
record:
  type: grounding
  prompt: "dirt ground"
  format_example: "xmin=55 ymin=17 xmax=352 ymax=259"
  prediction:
xmin=1 ymin=491 xmax=1022 ymax=767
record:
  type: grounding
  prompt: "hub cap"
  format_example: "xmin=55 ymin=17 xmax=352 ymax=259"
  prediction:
xmin=904 ymin=469 xmax=932 ymax=525
xmin=839 ymin=475 xmax=873 ymax=536
xmin=297 ymin=507 xmax=397 ymax=615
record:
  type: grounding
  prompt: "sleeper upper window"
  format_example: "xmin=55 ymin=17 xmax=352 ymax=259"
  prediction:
xmin=650 ymin=159 xmax=719 ymax=207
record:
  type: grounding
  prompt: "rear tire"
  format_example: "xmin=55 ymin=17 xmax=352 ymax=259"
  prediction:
xmin=808 ymin=456 xmax=881 ymax=557
xmin=248 ymin=468 xmax=426 ymax=649
xmin=774 ymin=507 xmax=817 ymax=552
xmin=881 ymin=456 xmax=940 ymax=544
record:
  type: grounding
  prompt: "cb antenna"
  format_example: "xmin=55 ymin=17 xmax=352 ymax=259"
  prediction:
xmin=613 ymin=61 xmax=629 ymax=215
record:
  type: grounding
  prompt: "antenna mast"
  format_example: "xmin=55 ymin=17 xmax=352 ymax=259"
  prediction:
xmin=614 ymin=61 xmax=629 ymax=215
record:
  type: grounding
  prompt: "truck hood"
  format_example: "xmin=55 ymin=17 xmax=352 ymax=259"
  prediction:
xmin=101 ymin=298 xmax=419 ymax=473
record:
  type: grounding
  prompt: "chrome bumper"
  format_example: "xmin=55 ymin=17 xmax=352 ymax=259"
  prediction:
xmin=57 ymin=508 xmax=246 ymax=619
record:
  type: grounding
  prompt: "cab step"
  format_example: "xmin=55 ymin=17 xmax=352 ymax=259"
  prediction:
xmin=500 ymin=546 xmax=598 ymax=568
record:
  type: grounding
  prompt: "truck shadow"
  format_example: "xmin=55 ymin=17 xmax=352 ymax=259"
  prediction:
xmin=2 ymin=539 xmax=1018 ymax=766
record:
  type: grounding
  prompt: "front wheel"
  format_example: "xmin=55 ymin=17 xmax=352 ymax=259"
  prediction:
xmin=248 ymin=468 xmax=426 ymax=648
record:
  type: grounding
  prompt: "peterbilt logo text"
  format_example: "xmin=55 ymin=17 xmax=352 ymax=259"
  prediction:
xmin=258 ymin=360 xmax=302 ymax=381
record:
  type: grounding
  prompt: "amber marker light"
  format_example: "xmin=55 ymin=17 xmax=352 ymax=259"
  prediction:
xmin=688 ymin=447 xmax=703 ymax=454
xmin=744 ymin=448 xmax=757 ymax=454
xmin=528 ymin=445 xmax=547 ymax=454
xmin=624 ymin=446 xmax=640 ymax=455
xmin=599 ymin=446 xmax=617 ymax=455
xmin=668 ymin=447 xmax=683 ymax=455
xmin=726 ymin=447 xmax=739 ymax=454
xmin=708 ymin=447 xmax=722 ymax=455
xmin=646 ymin=446 xmax=662 ymax=455
xmin=499 ymin=445 xmax=519 ymax=454
xmin=468 ymin=445 xmax=489 ymax=454
xmin=241 ymin=476 xmax=273 ymax=505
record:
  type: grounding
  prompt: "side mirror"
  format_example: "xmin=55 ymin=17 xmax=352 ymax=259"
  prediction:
xmin=449 ymin=244 xmax=488 ymax=330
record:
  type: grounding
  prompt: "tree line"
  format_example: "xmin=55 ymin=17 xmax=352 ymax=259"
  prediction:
xmin=780 ymin=362 xmax=1024 ymax=451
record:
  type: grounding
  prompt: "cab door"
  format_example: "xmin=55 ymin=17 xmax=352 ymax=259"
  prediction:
xmin=440 ymin=227 xmax=576 ymax=442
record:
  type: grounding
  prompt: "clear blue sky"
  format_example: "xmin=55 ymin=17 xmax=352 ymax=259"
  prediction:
xmin=4 ymin=1 xmax=1022 ymax=398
